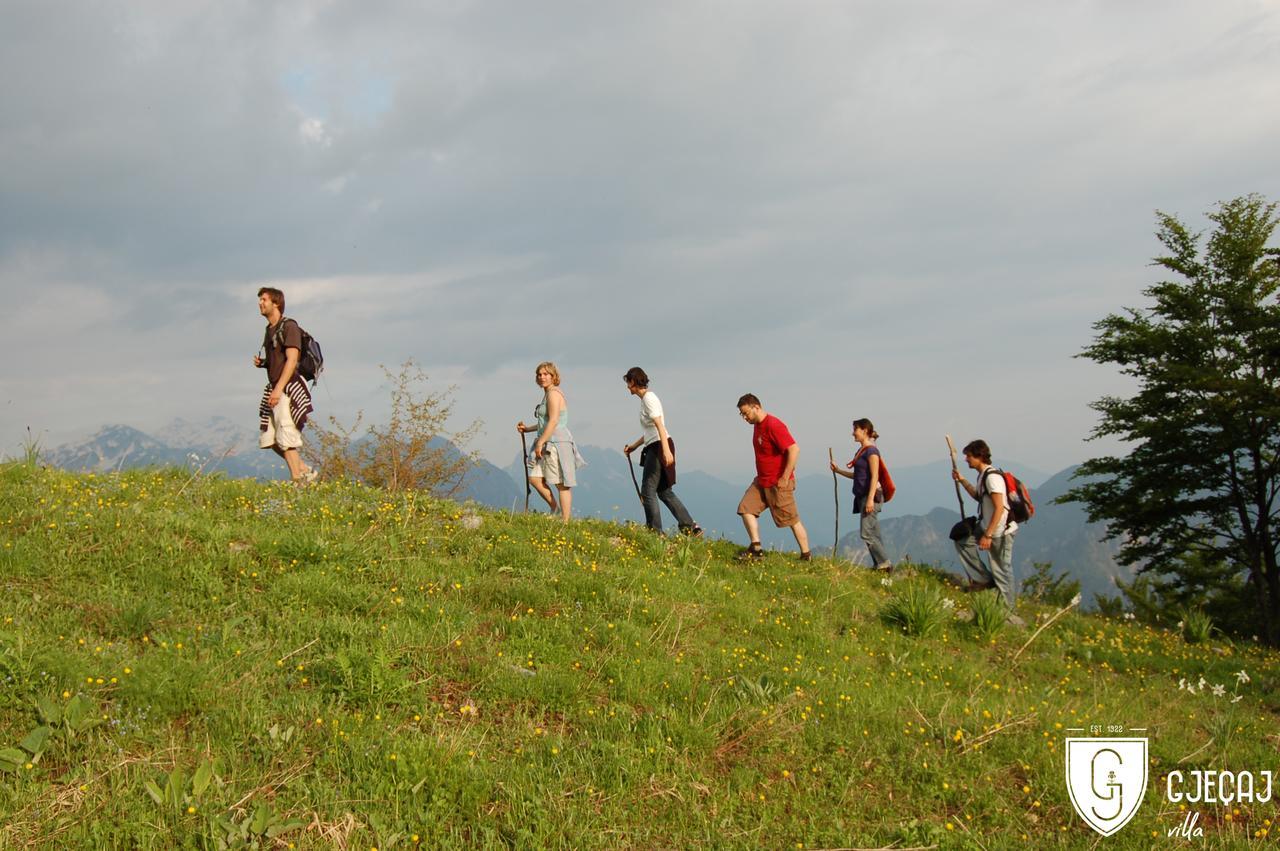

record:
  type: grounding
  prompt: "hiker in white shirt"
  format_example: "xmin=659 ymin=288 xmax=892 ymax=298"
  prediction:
xmin=621 ymin=367 xmax=702 ymax=537
xmin=952 ymin=438 xmax=1019 ymax=615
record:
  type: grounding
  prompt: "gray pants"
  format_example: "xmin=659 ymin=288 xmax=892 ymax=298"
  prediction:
xmin=853 ymin=493 xmax=891 ymax=567
xmin=954 ymin=530 xmax=1016 ymax=606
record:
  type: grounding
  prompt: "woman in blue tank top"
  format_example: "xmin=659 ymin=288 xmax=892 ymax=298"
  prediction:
xmin=516 ymin=361 xmax=585 ymax=521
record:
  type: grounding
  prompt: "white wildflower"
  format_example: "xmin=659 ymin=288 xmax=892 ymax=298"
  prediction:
xmin=1211 ymin=684 xmax=1226 ymax=698
xmin=1197 ymin=676 xmax=1207 ymax=690
xmin=460 ymin=514 xmax=483 ymax=530
xmin=880 ymin=577 xmax=893 ymax=587
xmin=1177 ymin=621 xmax=1185 ymax=629
xmin=1234 ymin=669 xmax=1250 ymax=685
xmin=1123 ymin=612 xmax=1136 ymax=621
xmin=1070 ymin=593 xmax=1082 ymax=607
xmin=1177 ymin=678 xmax=1187 ymax=691
xmin=941 ymin=598 xmax=956 ymax=610
xmin=1231 ymin=695 xmax=1244 ymax=704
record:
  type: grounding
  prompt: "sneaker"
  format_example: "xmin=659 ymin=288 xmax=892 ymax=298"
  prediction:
xmin=1007 ymin=613 xmax=1027 ymax=628
xmin=736 ymin=543 xmax=764 ymax=561
xmin=797 ymin=551 xmax=812 ymax=562
xmin=873 ymin=561 xmax=894 ymax=573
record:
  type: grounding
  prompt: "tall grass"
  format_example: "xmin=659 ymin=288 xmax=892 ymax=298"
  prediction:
xmin=0 ymin=463 xmax=1276 ymax=848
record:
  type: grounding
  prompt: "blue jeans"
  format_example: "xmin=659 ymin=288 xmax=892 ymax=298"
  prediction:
xmin=640 ymin=441 xmax=695 ymax=533
xmin=853 ymin=493 xmax=891 ymax=567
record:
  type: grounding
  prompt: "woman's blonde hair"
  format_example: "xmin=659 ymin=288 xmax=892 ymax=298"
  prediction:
xmin=535 ymin=361 xmax=561 ymax=386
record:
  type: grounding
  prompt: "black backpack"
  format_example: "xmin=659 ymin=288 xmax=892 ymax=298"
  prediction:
xmin=267 ymin=318 xmax=325 ymax=385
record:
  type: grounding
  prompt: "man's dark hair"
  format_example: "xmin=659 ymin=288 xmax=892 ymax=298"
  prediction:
xmin=258 ymin=286 xmax=285 ymax=312
xmin=736 ymin=393 xmax=761 ymax=408
xmin=623 ymin=367 xmax=649 ymax=388
xmin=962 ymin=439 xmax=992 ymax=464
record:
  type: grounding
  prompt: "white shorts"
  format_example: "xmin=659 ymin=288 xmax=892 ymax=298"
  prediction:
xmin=260 ymin=395 xmax=303 ymax=450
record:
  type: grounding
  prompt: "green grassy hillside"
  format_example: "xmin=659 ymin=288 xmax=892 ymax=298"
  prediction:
xmin=0 ymin=462 xmax=1276 ymax=849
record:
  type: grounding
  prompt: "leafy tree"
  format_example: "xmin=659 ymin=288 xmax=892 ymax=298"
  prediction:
xmin=306 ymin=359 xmax=482 ymax=496
xmin=1064 ymin=194 xmax=1280 ymax=645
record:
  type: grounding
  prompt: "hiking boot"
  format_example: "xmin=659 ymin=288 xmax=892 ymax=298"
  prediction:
xmin=873 ymin=561 xmax=894 ymax=574
xmin=797 ymin=551 xmax=812 ymax=562
xmin=963 ymin=579 xmax=996 ymax=593
xmin=1007 ymin=613 xmax=1027 ymax=627
xmin=736 ymin=543 xmax=764 ymax=561
xmin=681 ymin=524 xmax=705 ymax=539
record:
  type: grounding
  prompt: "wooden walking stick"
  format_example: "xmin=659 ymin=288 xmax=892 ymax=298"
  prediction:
xmin=945 ymin=434 xmax=966 ymax=518
xmin=829 ymin=447 xmax=839 ymax=559
xmin=520 ymin=430 xmax=531 ymax=512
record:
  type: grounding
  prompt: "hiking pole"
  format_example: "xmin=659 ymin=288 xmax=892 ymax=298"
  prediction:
xmin=829 ymin=447 xmax=839 ymax=559
xmin=945 ymin=434 xmax=966 ymax=517
xmin=520 ymin=430 xmax=531 ymax=512
xmin=626 ymin=448 xmax=643 ymax=504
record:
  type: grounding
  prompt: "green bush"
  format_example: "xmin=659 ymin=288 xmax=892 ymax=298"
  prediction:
xmin=968 ymin=590 xmax=1007 ymax=642
xmin=1019 ymin=561 xmax=1081 ymax=607
xmin=880 ymin=581 xmax=949 ymax=638
xmin=1179 ymin=607 xmax=1215 ymax=644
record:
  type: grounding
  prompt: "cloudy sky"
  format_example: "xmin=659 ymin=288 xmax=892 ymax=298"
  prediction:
xmin=2 ymin=0 xmax=1278 ymax=480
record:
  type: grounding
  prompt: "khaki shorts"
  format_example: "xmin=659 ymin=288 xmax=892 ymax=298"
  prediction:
xmin=538 ymin=444 xmax=572 ymax=487
xmin=259 ymin=395 xmax=303 ymax=450
xmin=738 ymin=481 xmax=800 ymax=528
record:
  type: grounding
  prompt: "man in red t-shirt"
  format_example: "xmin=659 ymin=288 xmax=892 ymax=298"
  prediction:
xmin=735 ymin=393 xmax=811 ymax=560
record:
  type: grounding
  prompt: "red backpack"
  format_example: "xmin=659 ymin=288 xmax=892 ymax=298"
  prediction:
xmin=848 ymin=449 xmax=896 ymax=502
xmin=980 ymin=468 xmax=1034 ymax=523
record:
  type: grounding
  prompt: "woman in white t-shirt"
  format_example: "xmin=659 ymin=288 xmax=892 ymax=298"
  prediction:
xmin=621 ymin=367 xmax=702 ymax=536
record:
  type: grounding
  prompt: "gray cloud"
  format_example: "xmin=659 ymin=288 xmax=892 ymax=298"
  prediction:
xmin=2 ymin=0 xmax=1278 ymax=478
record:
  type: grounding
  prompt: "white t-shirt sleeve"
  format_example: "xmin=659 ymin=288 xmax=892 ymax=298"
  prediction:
xmin=985 ymin=471 xmax=1007 ymax=497
xmin=640 ymin=392 xmax=665 ymax=445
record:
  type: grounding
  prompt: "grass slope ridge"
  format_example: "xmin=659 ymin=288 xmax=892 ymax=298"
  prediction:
xmin=0 ymin=463 xmax=1276 ymax=849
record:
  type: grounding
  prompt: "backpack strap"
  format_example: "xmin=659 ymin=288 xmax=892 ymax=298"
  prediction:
xmin=977 ymin=467 xmax=1003 ymax=500
xmin=271 ymin=317 xmax=300 ymax=351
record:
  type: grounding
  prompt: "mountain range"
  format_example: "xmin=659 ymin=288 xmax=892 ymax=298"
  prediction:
xmin=39 ymin=419 xmax=1130 ymax=606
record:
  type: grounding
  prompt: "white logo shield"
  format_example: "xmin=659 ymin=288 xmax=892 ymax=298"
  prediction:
xmin=1065 ymin=738 xmax=1148 ymax=836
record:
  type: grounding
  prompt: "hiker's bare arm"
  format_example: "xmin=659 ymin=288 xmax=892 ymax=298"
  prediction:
xmin=654 ymin=416 xmax=674 ymax=465
xmin=778 ymin=443 xmax=800 ymax=488
xmin=829 ymin=464 xmax=854 ymax=478
xmin=535 ymin=390 xmax=563 ymax=456
xmin=984 ymin=491 xmax=1007 ymax=540
xmin=953 ymin=470 xmax=978 ymax=498
xmin=867 ymin=453 xmax=881 ymax=504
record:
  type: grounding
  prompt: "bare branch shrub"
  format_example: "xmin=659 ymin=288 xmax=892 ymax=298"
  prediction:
xmin=305 ymin=360 xmax=481 ymax=496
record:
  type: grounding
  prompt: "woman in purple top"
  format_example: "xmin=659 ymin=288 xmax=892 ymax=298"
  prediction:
xmin=830 ymin=418 xmax=892 ymax=571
